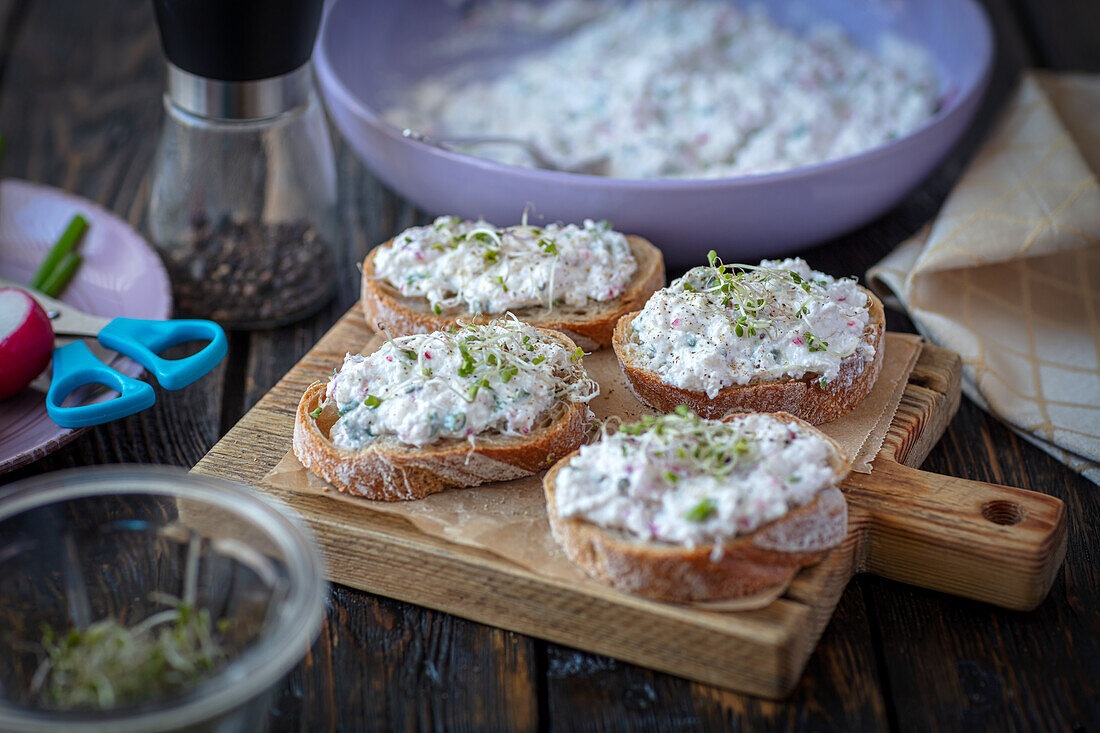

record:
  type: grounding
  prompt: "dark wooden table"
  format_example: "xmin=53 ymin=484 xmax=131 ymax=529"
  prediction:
xmin=2 ymin=1 xmax=1097 ymax=730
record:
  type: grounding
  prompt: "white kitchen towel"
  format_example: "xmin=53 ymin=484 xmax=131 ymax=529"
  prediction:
xmin=868 ymin=71 xmax=1100 ymax=485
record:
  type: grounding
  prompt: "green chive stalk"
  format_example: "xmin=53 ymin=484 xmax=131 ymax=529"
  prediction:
xmin=30 ymin=213 xmax=89 ymax=291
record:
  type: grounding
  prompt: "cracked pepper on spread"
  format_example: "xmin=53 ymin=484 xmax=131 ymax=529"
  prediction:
xmin=624 ymin=255 xmax=876 ymax=398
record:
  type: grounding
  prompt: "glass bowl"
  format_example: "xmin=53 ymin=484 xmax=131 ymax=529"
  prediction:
xmin=0 ymin=467 xmax=326 ymax=733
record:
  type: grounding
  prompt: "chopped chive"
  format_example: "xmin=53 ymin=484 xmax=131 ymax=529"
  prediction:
xmin=570 ymin=346 xmax=584 ymax=362
xmin=30 ymin=214 xmax=89 ymax=290
xmin=40 ymin=252 xmax=83 ymax=297
xmin=686 ymin=498 xmax=716 ymax=522
xmin=432 ymin=303 xmax=442 ymax=315
xmin=309 ymin=405 xmax=324 ymax=419
xmin=364 ymin=395 xmax=382 ymax=408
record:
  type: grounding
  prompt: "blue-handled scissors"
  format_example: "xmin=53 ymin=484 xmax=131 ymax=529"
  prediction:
xmin=1 ymin=277 xmax=227 ymax=429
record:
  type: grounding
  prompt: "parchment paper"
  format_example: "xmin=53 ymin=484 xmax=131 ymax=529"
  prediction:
xmin=264 ymin=333 xmax=921 ymax=611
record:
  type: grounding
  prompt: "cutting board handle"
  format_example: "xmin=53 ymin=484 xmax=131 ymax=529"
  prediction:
xmin=844 ymin=460 xmax=1067 ymax=610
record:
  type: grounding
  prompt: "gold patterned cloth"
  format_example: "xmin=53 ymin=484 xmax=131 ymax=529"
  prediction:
xmin=868 ymin=72 xmax=1100 ymax=485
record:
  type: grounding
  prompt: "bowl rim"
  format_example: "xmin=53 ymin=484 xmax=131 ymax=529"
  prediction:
xmin=314 ymin=0 xmax=994 ymax=191
xmin=0 ymin=466 xmax=327 ymax=733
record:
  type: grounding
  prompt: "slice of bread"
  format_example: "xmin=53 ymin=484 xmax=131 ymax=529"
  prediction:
xmin=543 ymin=412 xmax=850 ymax=602
xmin=612 ymin=287 xmax=885 ymax=424
xmin=293 ymin=330 xmax=595 ymax=501
xmin=362 ymin=234 xmax=665 ymax=350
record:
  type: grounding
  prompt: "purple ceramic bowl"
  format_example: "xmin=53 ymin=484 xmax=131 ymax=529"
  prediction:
xmin=315 ymin=0 xmax=992 ymax=267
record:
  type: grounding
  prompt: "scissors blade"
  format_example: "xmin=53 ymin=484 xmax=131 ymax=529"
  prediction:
xmin=0 ymin=275 xmax=111 ymax=337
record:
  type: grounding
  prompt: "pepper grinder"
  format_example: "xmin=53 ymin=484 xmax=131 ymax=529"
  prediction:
xmin=149 ymin=0 xmax=337 ymax=328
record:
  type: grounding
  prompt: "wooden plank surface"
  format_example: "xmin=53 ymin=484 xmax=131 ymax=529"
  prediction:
xmin=0 ymin=0 xmax=1097 ymax=728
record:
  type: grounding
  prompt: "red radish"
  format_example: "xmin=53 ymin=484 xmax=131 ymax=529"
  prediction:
xmin=0 ymin=287 xmax=55 ymax=399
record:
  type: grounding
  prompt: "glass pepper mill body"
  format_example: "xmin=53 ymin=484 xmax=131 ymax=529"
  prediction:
xmin=149 ymin=0 xmax=335 ymax=328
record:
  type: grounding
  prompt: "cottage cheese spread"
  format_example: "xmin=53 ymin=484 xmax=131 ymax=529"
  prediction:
xmin=555 ymin=410 xmax=839 ymax=547
xmin=627 ymin=256 xmax=874 ymax=398
xmin=372 ymin=216 xmax=637 ymax=315
xmin=324 ymin=319 xmax=597 ymax=448
xmin=386 ymin=0 xmax=940 ymax=179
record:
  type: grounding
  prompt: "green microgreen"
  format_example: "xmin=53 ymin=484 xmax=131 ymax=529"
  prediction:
xmin=612 ymin=410 xmax=757 ymax=481
xmin=34 ymin=601 xmax=227 ymax=711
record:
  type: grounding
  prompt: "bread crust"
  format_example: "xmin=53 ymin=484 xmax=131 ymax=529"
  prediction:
xmin=612 ymin=287 xmax=886 ymax=424
xmin=543 ymin=412 xmax=850 ymax=601
xmin=362 ymin=234 xmax=665 ymax=350
xmin=293 ymin=330 xmax=595 ymax=501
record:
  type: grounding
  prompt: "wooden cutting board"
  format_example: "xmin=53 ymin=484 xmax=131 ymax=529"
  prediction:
xmin=192 ymin=304 xmax=1067 ymax=698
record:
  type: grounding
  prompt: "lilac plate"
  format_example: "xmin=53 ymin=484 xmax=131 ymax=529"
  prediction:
xmin=0 ymin=179 xmax=172 ymax=473
xmin=316 ymin=0 xmax=992 ymax=267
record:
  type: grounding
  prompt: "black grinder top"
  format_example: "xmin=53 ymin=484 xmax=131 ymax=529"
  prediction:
xmin=152 ymin=0 xmax=325 ymax=82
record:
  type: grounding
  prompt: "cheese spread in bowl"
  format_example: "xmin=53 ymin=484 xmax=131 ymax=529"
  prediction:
xmin=317 ymin=0 xmax=992 ymax=259
xmin=624 ymin=255 xmax=875 ymax=397
xmin=372 ymin=216 xmax=637 ymax=315
xmin=386 ymin=0 xmax=940 ymax=180
xmin=323 ymin=319 xmax=598 ymax=448
xmin=554 ymin=409 xmax=841 ymax=548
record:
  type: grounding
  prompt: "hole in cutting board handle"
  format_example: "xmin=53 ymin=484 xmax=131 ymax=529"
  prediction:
xmin=982 ymin=500 xmax=1024 ymax=526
